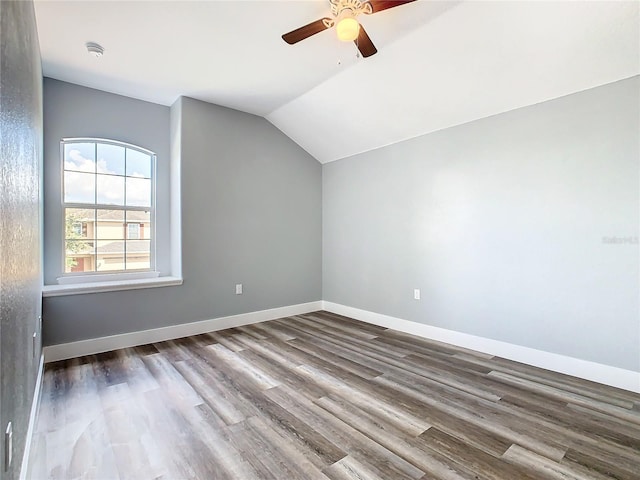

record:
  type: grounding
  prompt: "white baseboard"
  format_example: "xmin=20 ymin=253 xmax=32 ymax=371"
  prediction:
xmin=19 ymin=353 xmax=44 ymax=480
xmin=43 ymin=301 xmax=323 ymax=363
xmin=322 ymin=301 xmax=640 ymax=394
xmin=42 ymin=299 xmax=640 ymax=393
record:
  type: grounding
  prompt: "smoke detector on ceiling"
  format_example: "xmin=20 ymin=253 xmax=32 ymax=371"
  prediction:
xmin=85 ymin=42 xmax=104 ymax=58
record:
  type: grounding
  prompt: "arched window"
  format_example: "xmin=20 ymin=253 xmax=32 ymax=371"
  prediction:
xmin=61 ymin=138 xmax=155 ymax=275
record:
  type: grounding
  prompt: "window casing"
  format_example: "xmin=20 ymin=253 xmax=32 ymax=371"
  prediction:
xmin=61 ymin=138 xmax=156 ymax=278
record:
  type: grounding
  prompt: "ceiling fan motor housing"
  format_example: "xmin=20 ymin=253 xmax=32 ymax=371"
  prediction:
xmin=282 ymin=0 xmax=416 ymax=57
xmin=330 ymin=0 xmax=373 ymax=18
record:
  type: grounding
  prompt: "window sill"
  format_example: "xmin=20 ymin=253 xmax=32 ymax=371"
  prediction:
xmin=57 ymin=271 xmax=160 ymax=285
xmin=43 ymin=276 xmax=183 ymax=297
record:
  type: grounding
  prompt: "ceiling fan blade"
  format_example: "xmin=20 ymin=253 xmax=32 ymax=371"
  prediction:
xmin=355 ymin=25 xmax=377 ymax=58
xmin=282 ymin=18 xmax=332 ymax=45
xmin=368 ymin=0 xmax=417 ymax=14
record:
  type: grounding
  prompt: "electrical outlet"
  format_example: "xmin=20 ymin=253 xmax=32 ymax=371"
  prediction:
xmin=235 ymin=284 xmax=243 ymax=295
xmin=414 ymin=289 xmax=421 ymax=300
xmin=5 ymin=422 xmax=12 ymax=472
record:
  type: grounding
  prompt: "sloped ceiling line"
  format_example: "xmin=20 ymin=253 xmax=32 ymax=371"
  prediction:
xmin=35 ymin=1 xmax=639 ymax=164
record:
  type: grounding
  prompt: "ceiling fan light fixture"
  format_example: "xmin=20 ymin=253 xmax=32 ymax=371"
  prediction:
xmin=336 ymin=11 xmax=359 ymax=42
xmin=281 ymin=0 xmax=416 ymax=56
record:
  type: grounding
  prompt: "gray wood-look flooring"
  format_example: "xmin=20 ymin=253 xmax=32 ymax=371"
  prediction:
xmin=27 ymin=311 xmax=640 ymax=479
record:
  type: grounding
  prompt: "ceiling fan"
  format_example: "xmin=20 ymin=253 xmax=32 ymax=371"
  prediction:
xmin=282 ymin=0 xmax=417 ymax=58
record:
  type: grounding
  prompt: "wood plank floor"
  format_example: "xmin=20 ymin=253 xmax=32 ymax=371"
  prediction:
xmin=27 ymin=311 xmax=640 ymax=479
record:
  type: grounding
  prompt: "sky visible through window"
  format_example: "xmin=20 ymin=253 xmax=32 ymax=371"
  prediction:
xmin=64 ymin=142 xmax=151 ymax=206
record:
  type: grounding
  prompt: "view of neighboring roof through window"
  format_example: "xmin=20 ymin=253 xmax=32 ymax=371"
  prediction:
xmin=62 ymin=139 xmax=155 ymax=276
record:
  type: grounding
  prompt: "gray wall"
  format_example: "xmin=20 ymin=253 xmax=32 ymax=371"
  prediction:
xmin=43 ymin=92 xmax=322 ymax=345
xmin=43 ymin=78 xmax=172 ymax=281
xmin=323 ymin=76 xmax=640 ymax=372
xmin=0 ymin=1 xmax=43 ymax=479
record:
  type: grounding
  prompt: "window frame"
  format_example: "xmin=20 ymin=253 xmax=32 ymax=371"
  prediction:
xmin=60 ymin=137 xmax=157 ymax=280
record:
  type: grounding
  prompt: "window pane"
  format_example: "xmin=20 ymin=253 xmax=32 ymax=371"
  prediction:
xmin=65 ymin=240 xmax=95 ymax=273
xmin=65 ymin=208 xmax=94 ymax=239
xmin=62 ymin=140 xmax=155 ymax=276
xmin=64 ymin=143 xmax=95 ymax=173
xmin=126 ymin=210 xmax=151 ymax=239
xmin=126 ymin=148 xmax=151 ymax=178
xmin=97 ymin=174 xmax=125 ymax=205
xmin=97 ymin=240 xmax=124 ymax=271
xmin=125 ymin=240 xmax=150 ymax=270
xmin=97 ymin=143 xmax=125 ymax=175
xmin=126 ymin=177 xmax=151 ymax=207
xmin=64 ymin=171 xmax=95 ymax=204
xmin=96 ymin=210 xmax=125 ymax=240
xmin=127 ymin=223 xmax=140 ymax=239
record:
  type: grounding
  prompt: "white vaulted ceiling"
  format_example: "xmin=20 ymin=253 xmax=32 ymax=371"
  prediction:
xmin=35 ymin=0 xmax=639 ymax=163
